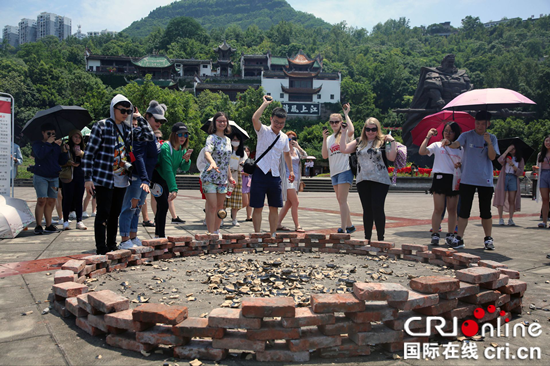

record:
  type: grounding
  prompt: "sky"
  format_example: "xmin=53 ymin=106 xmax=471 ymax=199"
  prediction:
xmin=1 ymin=0 xmax=549 ymax=35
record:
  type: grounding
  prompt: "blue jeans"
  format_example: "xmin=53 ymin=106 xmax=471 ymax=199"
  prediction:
xmin=119 ymin=177 xmax=148 ymax=237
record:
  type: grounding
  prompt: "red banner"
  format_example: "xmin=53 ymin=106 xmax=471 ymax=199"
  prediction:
xmin=0 ymin=100 xmax=10 ymax=114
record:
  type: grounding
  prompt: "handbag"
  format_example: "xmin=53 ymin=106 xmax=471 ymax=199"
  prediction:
xmin=444 ymin=146 xmax=461 ymax=191
xmin=59 ymin=164 xmax=73 ymax=184
xmin=349 ymin=138 xmax=359 ymax=177
xmin=242 ymin=134 xmax=281 ymax=175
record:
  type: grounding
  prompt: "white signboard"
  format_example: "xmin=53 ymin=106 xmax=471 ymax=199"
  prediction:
xmin=0 ymin=95 xmax=13 ymax=196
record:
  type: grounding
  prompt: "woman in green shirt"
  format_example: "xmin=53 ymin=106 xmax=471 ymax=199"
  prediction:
xmin=152 ymin=123 xmax=192 ymax=237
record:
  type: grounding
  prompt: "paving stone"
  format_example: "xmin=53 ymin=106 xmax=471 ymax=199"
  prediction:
xmin=287 ymin=328 xmax=341 ymax=352
xmin=311 ymin=293 xmax=366 ymax=313
xmin=212 ymin=329 xmax=265 ymax=351
xmin=353 ymin=282 xmax=409 ymax=301
xmin=137 ymin=324 xmax=189 ymax=346
xmin=87 ymin=290 xmax=129 ymax=314
xmin=409 ymin=276 xmax=460 ymax=293
xmin=456 ymin=267 xmax=501 ymax=284
xmin=346 ymin=301 xmax=399 ymax=322
xmin=246 ymin=320 xmax=300 ymax=340
xmin=207 ymin=308 xmax=261 ymax=330
xmin=132 ymin=303 xmax=188 ymax=325
xmin=173 ymin=339 xmax=227 ymax=361
xmin=52 ymin=282 xmax=88 ymax=298
xmin=387 ymin=291 xmax=439 ymax=311
xmin=281 ymin=307 xmax=335 ymax=328
xmin=104 ymin=309 xmax=155 ymax=331
xmin=106 ymin=332 xmax=155 ymax=352
xmin=241 ymin=297 xmax=295 ymax=318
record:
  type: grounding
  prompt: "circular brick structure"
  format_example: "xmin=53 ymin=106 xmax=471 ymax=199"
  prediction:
xmin=50 ymin=232 xmax=526 ymax=362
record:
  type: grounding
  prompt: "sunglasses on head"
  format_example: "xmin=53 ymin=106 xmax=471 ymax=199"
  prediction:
xmin=365 ymin=127 xmax=378 ymax=132
xmin=116 ymin=107 xmax=133 ymax=115
xmin=177 ymin=133 xmax=189 ymax=138
xmin=329 ymin=120 xmax=340 ymax=125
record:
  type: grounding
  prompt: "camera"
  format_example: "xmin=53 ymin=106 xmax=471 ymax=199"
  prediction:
xmin=121 ymin=161 xmax=134 ymax=174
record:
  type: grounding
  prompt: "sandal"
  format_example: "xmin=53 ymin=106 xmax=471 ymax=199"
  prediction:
xmin=295 ymin=227 xmax=305 ymax=233
xmin=277 ymin=226 xmax=291 ymax=231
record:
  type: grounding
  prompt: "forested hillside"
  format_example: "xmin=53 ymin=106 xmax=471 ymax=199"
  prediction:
xmin=123 ymin=0 xmax=330 ymax=38
xmin=1 ymin=13 xmax=550 ymax=165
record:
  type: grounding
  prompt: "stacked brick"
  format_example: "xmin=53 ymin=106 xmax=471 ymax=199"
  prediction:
xmin=48 ymin=235 xmax=527 ymax=362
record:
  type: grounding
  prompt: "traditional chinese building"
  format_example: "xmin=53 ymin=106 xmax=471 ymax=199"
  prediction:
xmin=213 ymin=41 xmax=236 ymax=77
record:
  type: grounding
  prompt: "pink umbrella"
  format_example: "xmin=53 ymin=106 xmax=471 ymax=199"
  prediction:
xmin=443 ymin=88 xmax=536 ymax=111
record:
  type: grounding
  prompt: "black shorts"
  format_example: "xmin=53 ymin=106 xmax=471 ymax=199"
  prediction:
xmin=430 ymin=173 xmax=458 ymax=197
xmin=458 ymin=183 xmax=494 ymax=220
xmin=249 ymin=169 xmax=283 ymax=208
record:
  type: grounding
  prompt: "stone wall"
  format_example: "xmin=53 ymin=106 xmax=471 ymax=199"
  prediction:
xmin=50 ymin=233 xmax=526 ymax=362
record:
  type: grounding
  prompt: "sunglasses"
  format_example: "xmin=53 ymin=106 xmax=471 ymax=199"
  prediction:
xmin=177 ymin=133 xmax=189 ymax=138
xmin=290 ymin=137 xmax=297 ymax=141
xmin=329 ymin=121 xmax=340 ymax=125
xmin=365 ymin=127 xmax=378 ymax=132
xmin=115 ymin=108 xmax=133 ymax=115
xmin=154 ymin=118 xmax=164 ymax=124
xmin=45 ymin=132 xmax=56 ymax=136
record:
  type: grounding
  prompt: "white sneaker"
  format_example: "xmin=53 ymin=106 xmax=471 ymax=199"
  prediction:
xmin=76 ymin=221 xmax=87 ymax=230
xmin=131 ymin=237 xmax=142 ymax=247
xmin=508 ymin=219 xmax=515 ymax=226
xmin=213 ymin=230 xmax=222 ymax=240
xmin=220 ymin=220 xmax=224 ymax=227
xmin=82 ymin=212 xmax=90 ymax=219
xmin=119 ymin=240 xmax=134 ymax=250
xmin=232 ymin=219 xmax=240 ymax=227
xmin=58 ymin=219 xmax=64 ymax=225
xmin=91 ymin=212 xmax=96 ymax=217
xmin=69 ymin=211 xmax=77 ymax=220
xmin=63 ymin=221 xmax=70 ymax=230
xmin=498 ymin=218 xmax=505 ymax=226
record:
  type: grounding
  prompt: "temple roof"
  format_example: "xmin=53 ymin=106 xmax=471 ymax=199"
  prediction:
xmin=281 ymin=85 xmax=323 ymax=94
xmin=270 ymin=56 xmax=288 ymax=66
xmin=283 ymin=69 xmax=321 ymax=78
xmin=214 ymin=41 xmax=236 ymax=53
xmin=287 ymin=50 xmax=315 ymax=66
xmin=132 ymin=55 xmax=173 ymax=68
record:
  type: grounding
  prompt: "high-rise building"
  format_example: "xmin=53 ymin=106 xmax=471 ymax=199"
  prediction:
xmin=2 ymin=25 xmax=19 ymax=48
xmin=57 ymin=16 xmax=71 ymax=40
xmin=19 ymin=18 xmax=37 ymax=45
xmin=36 ymin=12 xmax=71 ymax=41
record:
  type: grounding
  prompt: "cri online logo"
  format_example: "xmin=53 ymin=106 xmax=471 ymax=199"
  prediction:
xmin=461 ymin=305 xmax=508 ymax=337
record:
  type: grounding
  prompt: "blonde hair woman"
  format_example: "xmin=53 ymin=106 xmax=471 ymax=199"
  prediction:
xmin=321 ymin=103 xmax=356 ymax=234
xmin=340 ymin=117 xmax=397 ymax=242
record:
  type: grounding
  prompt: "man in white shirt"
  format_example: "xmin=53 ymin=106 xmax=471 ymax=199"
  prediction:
xmin=250 ymin=96 xmax=295 ymax=235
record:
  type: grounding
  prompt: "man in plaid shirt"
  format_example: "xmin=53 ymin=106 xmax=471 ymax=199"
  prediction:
xmin=83 ymin=94 xmax=154 ymax=254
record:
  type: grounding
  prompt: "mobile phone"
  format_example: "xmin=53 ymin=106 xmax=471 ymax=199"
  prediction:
xmin=322 ymin=126 xmax=328 ymax=132
xmin=342 ymin=122 xmax=348 ymax=129
xmin=187 ymin=149 xmax=194 ymax=154
xmin=265 ymin=96 xmax=273 ymax=101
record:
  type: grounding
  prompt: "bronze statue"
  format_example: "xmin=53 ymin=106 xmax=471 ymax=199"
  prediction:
xmin=399 ymin=54 xmax=473 ymax=164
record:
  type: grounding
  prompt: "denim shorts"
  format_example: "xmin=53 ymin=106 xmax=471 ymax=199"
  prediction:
xmin=331 ymin=169 xmax=354 ymax=186
xmin=249 ymin=169 xmax=283 ymax=208
xmin=539 ymin=169 xmax=550 ymax=189
xmin=33 ymin=174 xmax=58 ymax=199
xmin=504 ymin=174 xmax=517 ymax=192
xmin=203 ymin=181 xmax=228 ymax=194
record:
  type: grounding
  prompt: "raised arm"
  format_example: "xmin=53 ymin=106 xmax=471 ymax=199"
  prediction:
xmin=321 ymin=128 xmax=330 ymax=159
xmin=343 ymin=103 xmax=354 ymax=138
xmin=252 ymin=95 xmax=272 ymax=132
xmin=339 ymin=125 xmax=357 ymax=154
xmin=419 ymin=128 xmax=438 ymax=156
xmin=484 ymin=133 xmax=497 ymax=161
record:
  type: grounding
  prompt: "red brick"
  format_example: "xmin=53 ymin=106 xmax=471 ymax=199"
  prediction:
xmin=353 ymin=282 xmax=409 ymax=301
xmin=173 ymin=339 xmax=227 ymax=361
xmin=168 ymin=235 xmax=194 ymax=242
xmin=65 ymin=297 xmax=88 ymax=317
xmin=132 ymin=303 xmax=188 ymax=325
xmin=319 ymin=337 xmax=371 ymax=358
xmin=287 ymin=328 xmax=341 ymax=352
xmin=88 ymin=268 xmax=107 ymax=278
xmin=54 ymin=270 xmax=76 ymax=284
xmin=349 ymin=324 xmax=403 ymax=345
xmin=329 ymin=233 xmax=351 ymax=240
xmin=87 ymin=314 xmax=110 ymax=333
xmin=76 ymin=316 xmax=105 ymax=336
xmin=479 ymin=260 xmax=508 ymax=269
xmin=136 ymin=324 xmax=189 ymax=346
xmin=182 ymin=250 xmax=203 ymax=257
xmin=105 ymin=249 xmax=131 ymax=260
xmin=455 ymin=267 xmax=501 ymax=284
xmin=81 ymin=255 xmax=108 ymax=264
xmin=403 ymin=254 xmax=426 ymax=262
xmin=383 ymin=311 xmax=427 ymax=331
xmin=53 ymin=300 xmax=71 ymax=317
xmin=143 ymin=249 xmax=165 ymax=257
xmin=497 ymin=294 xmax=511 ymax=307
xmin=311 ymin=293 xmax=366 ymax=313
xmin=452 ymin=252 xmax=481 ymax=263
xmin=172 ymin=317 xmax=225 ymax=339
xmin=212 ymin=329 xmax=265 ymax=351
xmin=241 ymin=297 xmax=295 ymax=318
xmin=142 ymin=238 xmax=169 ymax=246
xmin=410 ymin=276 xmax=460 ymax=293
xmin=413 ymin=299 xmax=458 ymax=315
xmin=52 ymin=282 xmax=88 ymax=298
xmin=480 ymin=274 xmax=510 ymax=289
xmin=388 ymin=248 xmax=403 ymax=255
xmin=86 ymin=290 xmax=128 ymax=314
xmin=417 ymin=251 xmax=436 ymax=259
xmin=264 ymin=247 xmax=286 ymax=253
xmin=441 ymin=302 xmax=477 ymax=319
xmin=370 ymin=240 xmax=395 ymax=249
xmin=318 ymin=248 xmax=340 ymax=253
xmin=346 ymin=301 xmax=398 ymax=322
xmin=401 ymin=244 xmax=428 ymax=252
xmin=305 ymin=233 xmax=326 ymax=240
xmin=256 ymin=342 xmax=310 ymax=362
xmin=156 ymin=253 xmax=175 ymax=260
xmin=250 ymin=233 xmax=271 ymax=239
xmin=207 ymin=308 xmax=261 ymax=329
xmin=502 ymin=297 xmax=522 ymax=311
xmin=498 ymin=279 xmax=527 ymax=294
xmin=428 ymin=258 xmax=446 ymax=266
xmin=107 ymin=262 xmax=128 ymax=272
xmin=104 ymin=309 xmax=155 ymax=331
xmin=81 ymin=264 xmax=96 ymax=276
xmin=382 ymin=336 xmax=429 ymax=352
xmin=61 ymin=259 xmax=86 ymax=273
xmin=106 ymin=333 xmax=154 ymax=352
xmin=76 ymin=294 xmax=97 ymax=314
xmin=318 ymin=315 xmax=370 ymax=336
xmin=431 ymin=247 xmax=456 ymax=257
xmin=439 ymin=282 xmax=479 ymax=300
xmin=281 ymin=307 xmax=335 ymax=328
xmin=129 ymin=246 xmax=154 ymax=254
xmin=499 ymin=269 xmax=520 ymax=279
xmin=246 ymin=320 xmax=300 ymax=340
xmin=233 ymin=248 xmax=256 ymax=254
xmin=388 ymin=291 xmax=439 ymax=311
xmin=460 ymin=290 xmax=500 ymax=305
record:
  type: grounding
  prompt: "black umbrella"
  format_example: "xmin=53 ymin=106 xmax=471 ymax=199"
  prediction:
xmin=201 ymin=118 xmax=250 ymax=141
xmin=22 ymin=106 xmax=92 ymax=141
xmin=493 ymin=137 xmax=534 ymax=170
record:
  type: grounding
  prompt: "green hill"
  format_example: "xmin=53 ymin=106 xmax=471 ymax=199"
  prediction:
xmin=124 ymin=0 xmax=329 ymax=37
xmin=123 ymin=0 xmax=330 ymax=38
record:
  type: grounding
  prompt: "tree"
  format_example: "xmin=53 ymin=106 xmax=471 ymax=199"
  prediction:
xmin=159 ymin=17 xmax=209 ymax=51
